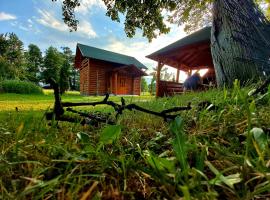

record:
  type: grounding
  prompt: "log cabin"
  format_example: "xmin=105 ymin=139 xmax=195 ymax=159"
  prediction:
xmin=75 ymin=43 xmax=147 ymax=96
xmin=146 ymin=27 xmax=216 ymax=97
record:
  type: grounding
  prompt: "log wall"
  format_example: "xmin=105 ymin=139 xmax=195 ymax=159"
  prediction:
xmin=79 ymin=58 xmax=142 ymax=95
xmin=80 ymin=58 xmax=89 ymax=95
xmin=88 ymin=59 xmax=108 ymax=95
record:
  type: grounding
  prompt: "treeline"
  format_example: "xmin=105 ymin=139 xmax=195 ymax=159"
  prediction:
xmin=0 ymin=33 xmax=79 ymax=93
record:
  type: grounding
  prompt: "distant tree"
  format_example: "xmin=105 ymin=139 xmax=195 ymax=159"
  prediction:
xmin=160 ymin=67 xmax=174 ymax=81
xmin=0 ymin=34 xmax=12 ymax=80
xmin=59 ymin=59 xmax=70 ymax=94
xmin=0 ymin=34 xmax=9 ymax=57
xmin=0 ymin=57 xmax=13 ymax=80
xmin=0 ymin=33 xmax=25 ymax=80
xmin=6 ymin=33 xmax=24 ymax=64
xmin=42 ymin=47 xmax=62 ymax=83
xmin=25 ymin=44 xmax=43 ymax=83
xmin=140 ymin=77 xmax=148 ymax=93
xmin=61 ymin=46 xmax=79 ymax=90
xmin=149 ymin=73 xmax=156 ymax=96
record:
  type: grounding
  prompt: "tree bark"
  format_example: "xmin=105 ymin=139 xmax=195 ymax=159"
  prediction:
xmin=211 ymin=0 xmax=270 ymax=87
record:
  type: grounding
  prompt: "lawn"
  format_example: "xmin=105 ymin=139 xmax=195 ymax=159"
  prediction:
xmin=0 ymin=90 xmax=154 ymax=111
xmin=0 ymin=84 xmax=270 ymax=199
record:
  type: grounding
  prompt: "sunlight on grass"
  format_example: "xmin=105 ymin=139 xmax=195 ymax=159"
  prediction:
xmin=0 ymin=91 xmax=155 ymax=111
xmin=0 ymin=86 xmax=269 ymax=199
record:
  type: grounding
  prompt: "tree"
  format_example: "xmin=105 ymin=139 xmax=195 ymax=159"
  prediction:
xmin=160 ymin=67 xmax=174 ymax=81
xmin=61 ymin=46 xmax=79 ymax=90
xmin=54 ymin=0 xmax=270 ymax=87
xmin=149 ymin=72 xmax=156 ymax=96
xmin=42 ymin=46 xmax=62 ymax=83
xmin=0 ymin=34 xmax=9 ymax=57
xmin=0 ymin=33 xmax=26 ymax=80
xmin=0 ymin=57 xmax=13 ymax=80
xmin=0 ymin=34 xmax=12 ymax=80
xmin=211 ymin=0 xmax=270 ymax=86
xmin=141 ymin=77 xmax=148 ymax=93
xmin=25 ymin=44 xmax=43 ymax=83
xmin=59 ymin=59 xmax=70 ymax=94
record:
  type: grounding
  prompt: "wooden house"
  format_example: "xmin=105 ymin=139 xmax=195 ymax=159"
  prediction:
xmin=147 ymin=27 xmax=216 ymax=97
xmin=75 ymin=43 xmax=147 ymax=96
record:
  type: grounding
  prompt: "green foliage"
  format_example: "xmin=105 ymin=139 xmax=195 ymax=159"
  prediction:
xmin=56 ymin=0 xmax=270 ymax=40
xmin=149 ymin=73 xmax=156 ymax=95
xmin=99 ymin=124 xmax=122 ymax=145
xmin=25 ymin=44 xmax=43 ymax=83
xmin=0 ymin=57 xmax=14 ymax=80
xmin=0 ymin=80 xmax=43 ymax=94
xmin=144 ymin=150 xmax=175 ymax=172
xmin=205 ymin=161 xmax=241 ymax=189
xmin=61 ymin=47 xmax=79 ymax=91
xmin=0 ymin=33 xmax=26 ymax=80
xmin=42 ymin=46 xmax=63 ymax=83
xmin=169 ymin=116 xmax=189 ymax=179
xmin=160 ymin=67 xmax=175 ymax=81
xmin=59 ymin=60 xmax=70 ymax=94
xmin=140 ymin=77 xmax=148 ymax=92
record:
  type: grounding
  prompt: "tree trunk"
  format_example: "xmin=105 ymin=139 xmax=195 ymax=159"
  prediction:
xmin=211 ymin=0 xmax=270 ymax=87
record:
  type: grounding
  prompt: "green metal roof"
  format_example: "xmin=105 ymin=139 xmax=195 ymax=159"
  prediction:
xmin=147 ymin=27 xmax=211 ymax=59
xmin=77 ymin=43 xmax=147 ymax=69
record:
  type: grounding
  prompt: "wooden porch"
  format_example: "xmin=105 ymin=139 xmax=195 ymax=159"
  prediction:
xmin=146 ymin=27 xmax=216 ymax=97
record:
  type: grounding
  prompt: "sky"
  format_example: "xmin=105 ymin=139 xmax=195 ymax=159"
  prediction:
xmin=0 ymin=0 xmax=190 ymax=80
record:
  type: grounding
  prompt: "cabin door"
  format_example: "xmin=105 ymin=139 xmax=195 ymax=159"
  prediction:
xmin=118 ymin=76 xmax=128 ymax=95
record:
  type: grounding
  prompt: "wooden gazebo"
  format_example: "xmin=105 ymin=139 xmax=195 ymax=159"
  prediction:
xmin=146 ymin=27 xmax=216 ymax=97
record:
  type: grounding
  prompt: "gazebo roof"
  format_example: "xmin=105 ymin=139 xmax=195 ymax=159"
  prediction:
xmin=147 ymin=27 xmax=213 ymax=71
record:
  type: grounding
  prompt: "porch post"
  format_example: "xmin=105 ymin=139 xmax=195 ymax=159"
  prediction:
xmin=176 ymin=66 xmax=180 ymax=83
xmin=156 ymin=61 xmax=164 ymax=97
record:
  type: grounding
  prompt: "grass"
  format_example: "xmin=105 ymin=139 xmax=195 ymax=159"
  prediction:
xmin=0 ymin=84 xmax=270 ymax=199
xmin=0 ymin=90 xmax=154 ymax=111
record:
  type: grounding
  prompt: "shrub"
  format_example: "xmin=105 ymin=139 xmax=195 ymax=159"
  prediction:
xmin=0 ymin=80 xmax=43 ymax=94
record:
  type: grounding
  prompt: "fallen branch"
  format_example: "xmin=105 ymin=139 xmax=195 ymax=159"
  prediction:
xmin=47 ymin=80 xmax=193 ymax=125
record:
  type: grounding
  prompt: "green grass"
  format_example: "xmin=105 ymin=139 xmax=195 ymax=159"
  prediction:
xmin=0 ymin=85 xmax=270 ymax=199
xmin=0 ymin=90 xmax=154 ymax=111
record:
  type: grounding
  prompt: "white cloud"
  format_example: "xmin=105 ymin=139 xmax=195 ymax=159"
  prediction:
xmin=36 ymin=9 xmax=97 ymax=38
xmin=19 ymin=25 xmax=29 ymax=31
xmin=0 ymin=12 xmax=16 ymax=21
xmin=104 ymin=25 xmax=187 ymax=67
xmin=27 ymin=19 xmax=33 ymax=24
xmin=77 ymin=20 xmax=97 ymax=38
xmin=10 ymin=21 xmax=18 ymax=26
xmin=36 ymin=9 xmax=68 ymax=32
xmin=103 ymin=25 xmax=188 ymax=78
xmin=75 ymin=0 xmax=105 ymax=15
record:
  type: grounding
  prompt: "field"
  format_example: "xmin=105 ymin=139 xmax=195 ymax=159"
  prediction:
xmin=0 ymin=84 xmax=270 ymax=199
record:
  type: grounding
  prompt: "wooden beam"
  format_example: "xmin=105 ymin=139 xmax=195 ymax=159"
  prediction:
xmin=156 ymin=61 xmax=164 ymax=97
xmin=112 ymin=65 xmax=130 ymax=72
xmin=176 ymin=68 xmax=180 ymax=83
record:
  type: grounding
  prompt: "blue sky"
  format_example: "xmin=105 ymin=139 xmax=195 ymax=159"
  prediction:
xmin=0 ymin=0 xmax=188 ymax=76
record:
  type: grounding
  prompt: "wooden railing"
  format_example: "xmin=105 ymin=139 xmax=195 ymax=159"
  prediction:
xmin=157 ymin=80 xmax=184 ymax=97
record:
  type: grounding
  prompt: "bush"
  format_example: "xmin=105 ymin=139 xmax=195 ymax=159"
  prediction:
xmin=0 ymin=80 xmax=43 ymax=94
